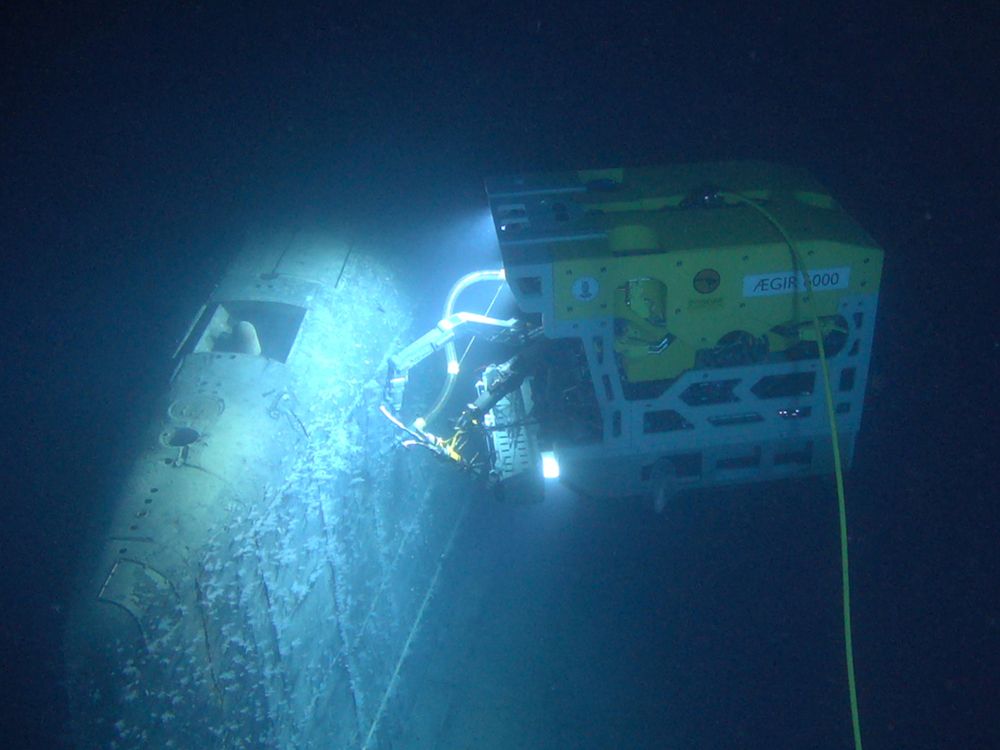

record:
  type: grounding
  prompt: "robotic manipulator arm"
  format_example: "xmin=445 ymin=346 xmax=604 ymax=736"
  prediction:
xmin=382 ymin=268 xmax=537 ymax=474
xmin=383 ymin=311 xmax=518 ymax=414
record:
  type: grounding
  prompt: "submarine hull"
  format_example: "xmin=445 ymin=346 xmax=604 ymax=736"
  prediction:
xmin=64 ymin=229 xmax=470 ymax=749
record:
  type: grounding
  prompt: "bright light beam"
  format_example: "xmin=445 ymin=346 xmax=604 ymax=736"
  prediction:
xmin=541 ymin=451 xmax=560 ymax=479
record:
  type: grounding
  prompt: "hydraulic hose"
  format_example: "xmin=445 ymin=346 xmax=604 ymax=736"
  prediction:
xmin=720 ymin=191 xmax=865 ymax=750
xmin=421 ymin=268 xmax=506 ymax=428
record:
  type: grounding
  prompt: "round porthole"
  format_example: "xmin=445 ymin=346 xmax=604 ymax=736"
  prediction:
xmin=162 ymin=426 xmax=201 ymax=447
xmin=167 ymin=395 xmax=223 ymax=421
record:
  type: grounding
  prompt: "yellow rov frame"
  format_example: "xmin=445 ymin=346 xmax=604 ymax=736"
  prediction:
xmin=386 ymin=161 xmax=882 ymax=507
xmin=481 ymin=161 xmax=883 ymax=503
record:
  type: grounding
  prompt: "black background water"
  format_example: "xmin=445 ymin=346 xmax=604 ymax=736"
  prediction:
xmin=2 ymin=3 xmax=997 ymax=748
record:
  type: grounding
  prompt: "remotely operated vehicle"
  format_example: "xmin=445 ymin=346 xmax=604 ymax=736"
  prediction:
xmin=384 ymin=161 xmax=883 ymax=506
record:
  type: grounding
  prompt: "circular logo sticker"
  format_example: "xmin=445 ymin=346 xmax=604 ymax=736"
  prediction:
xmin=693 ymin=268 xmax=721 ymax=294
xmin=571 ymin=276 xmax=600 ymax=301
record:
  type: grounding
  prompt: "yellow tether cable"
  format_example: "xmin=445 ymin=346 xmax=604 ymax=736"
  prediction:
xmin=720 ymin=191 xmax=864 ymax=750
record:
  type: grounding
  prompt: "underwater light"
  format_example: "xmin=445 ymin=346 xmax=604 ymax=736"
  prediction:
xmin=541 ymin=451 xmax=560 ymax=479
